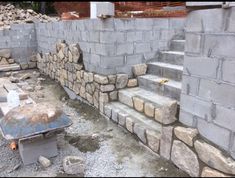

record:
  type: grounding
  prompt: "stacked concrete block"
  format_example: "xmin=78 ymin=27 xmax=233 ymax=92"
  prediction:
xmin=35 ymin=18 xmax=185 ymax=77
xmin=180 ymin=7 xmax=235 ymax=160
xmin=0 ymin=23 xmax=37 ymax=69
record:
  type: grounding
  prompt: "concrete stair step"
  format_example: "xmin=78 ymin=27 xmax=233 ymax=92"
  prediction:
xmin=104 ymin=101 xmax=162 ymax=149
xmin=158 ymin=51 xmax=184 ymax=65
xmin=170 ymin=40 xmax=185 ymax=52
xmin=147 ymin=62 xmax=183 ymax=81
xmin=0 ymin=64 xmax=21 ymax=72
xmin=138 ymin=74 xmax=181 ymax=101
xmin=118 ymin=87 xmax=178 ymax=124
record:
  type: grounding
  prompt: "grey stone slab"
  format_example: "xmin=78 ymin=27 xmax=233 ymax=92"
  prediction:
xmin=19 ymin=134 xmax=58 ymax=165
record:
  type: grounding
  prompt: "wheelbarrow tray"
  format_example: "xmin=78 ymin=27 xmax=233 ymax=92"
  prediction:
xmin=0 ymin=104 xmax=72 ymax=140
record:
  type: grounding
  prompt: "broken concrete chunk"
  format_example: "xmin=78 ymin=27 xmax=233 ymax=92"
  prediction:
xmin=38 ymin=155 xmax=51 ymax=168
xmin=63 ymin=156 xmax=85 ymax=175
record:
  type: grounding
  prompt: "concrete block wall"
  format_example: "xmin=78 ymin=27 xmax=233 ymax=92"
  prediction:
xmin=180 ymin=7 xmax=235 ymax=159
xmin=0 ymin=24 xmax=37 ymax=67
xmin=35 ymin=18 xmax=185 ymax=77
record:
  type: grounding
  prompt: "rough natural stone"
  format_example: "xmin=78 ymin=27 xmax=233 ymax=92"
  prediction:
xmin=133 ymin=123 xmax=146 ymax=144
xmin=108 ymin=75 xmax=116 ymax=84
xmin=99 ymin=92 xmax=109 ymax=103
xmin=38 ymin=156 xmax=51 ymax=168
xmin=63 ymin=156 xmax=85 ymax=175
xmin=100 ymin=84 xmax=115 ymax=92
xmin=144 ymin=102 xmax=155 ymax=118
xmin=20 ymin=73 xmax=31 ymax=81
xmin=80 ymin=86 xmax=86 ymax=98
xmin=174 ymin=126 xmax=198 ymax=147
xmin=86 ymin=93 xmax=93 ymax=104
xmin=118 ymin=112 xmax=128 ymax=127
xmin=58 ymin=50 xmax=64 ymax=60
xmin=116 ymin=74 xmax=128 ymax=89
xmin=146 ymin=130 xmax=161 ymax=153
xmin=126 ymin=116 xmax=134 ymax=133
xmin=127 ymin=78 xmax=138 ymax=87
xmin=160 ymin=126 xmax=173 ymax=160
xmin=68 ymin=50 xmax=73 ymax=63
xmin=104 ymin=105 xmax=112 ymax=118
xmin=133 ymin=96 xmax=144 ymax=112
xmin=94 ymin=74 xmax=108 ymax=84
xmin=195 ymin=140 xmax=235 ymax=175
xmin=154 ymin=101 xmax=177 ymax=124
xmin=87 ymin=72 xmax=94 ymax=82
xmin=201 ymin=167 xmax=230 ymax=177
xmin=0 ymin=57 xmax=8 ymax=65
xmin=0 ymin=49 xmax=10 ymax=58
xmin=7 ymin=58 xmax=15 ymax=64
xmin=132 ymin=63 xmax=147 ymax=77
xmin=171 ymin=140 xmax=200 ymax=177
xmin=109 ymin=90 xmax=118 ymax=101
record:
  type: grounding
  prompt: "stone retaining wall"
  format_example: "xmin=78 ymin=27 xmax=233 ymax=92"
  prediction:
xmin=0 ymin=24 xmax=37 ymax=69
xmin=37 ymin=41 xmax=138 ymax=113
xmin=180 ymin=7 xmax=235 ymax=160
xmin=35 ymin=18 xmax=185 ymax=77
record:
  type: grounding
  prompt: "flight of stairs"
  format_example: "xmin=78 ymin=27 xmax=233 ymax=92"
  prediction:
xmin=104 ymin=37 xmax=185 ymax=154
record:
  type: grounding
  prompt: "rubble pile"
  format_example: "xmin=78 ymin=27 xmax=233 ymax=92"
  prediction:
xmin=0 ymin=49 xmax=15 ymax=65
xmin=0 ymin=4 xmax=59 ymax=29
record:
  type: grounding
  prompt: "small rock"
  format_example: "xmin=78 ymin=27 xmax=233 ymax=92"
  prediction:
xmin=174 ymin=126 xmax=198 ymax=147
xmin=9 ymin=76 xmax=19 ymax=83
xmin=63 ymin=156 xmax=85 ymax=175
xmin=33 ymin=71 xmax=40 ymax=78
xmin=20 ymin=73 xmax=31 ymax=80
xmin=25 ymin=86 xmax=34 ymax=92
xmin=38 ymin=156 xmax=51 ymax=168
xmin=35 ymin=85 xmax=43 ymax=90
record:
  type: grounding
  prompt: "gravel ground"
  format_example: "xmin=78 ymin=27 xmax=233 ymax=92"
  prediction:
xmin=0 ymin=69 xmax=188 ymax=177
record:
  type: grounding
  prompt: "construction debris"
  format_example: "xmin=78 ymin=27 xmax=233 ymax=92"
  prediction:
xmin=0 ymin=4 xmax=59 ymax=29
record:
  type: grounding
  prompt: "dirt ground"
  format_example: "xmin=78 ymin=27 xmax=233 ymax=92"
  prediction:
xmin=0 ymin=69 xmax=188 ymax=177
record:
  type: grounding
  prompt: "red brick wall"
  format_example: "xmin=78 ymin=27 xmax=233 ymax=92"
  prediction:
xmin=53 ymin=2 xmax=186 ymax=18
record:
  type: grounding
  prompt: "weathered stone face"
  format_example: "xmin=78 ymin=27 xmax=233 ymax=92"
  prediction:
xmin=195 ymin=140 xmax=235 ymax=175
xmin=0 ymin=49 xmax=10 ymax=58
xmin=94 ymin=74 xmax=109 ymax=84
xmin=127 ymin=78 xmax=138 ymax=87
xmin=63 ymin=156 xmax=85 ymax=175
xmin=160 ymin=126 xmax=173 ymax=160
xmin=133 ymin=96 xmax=144 ymax=112
xmin=132 ymin=63 xmax=147 ymax=77
xmin=171 ymin=140 xmax=199 ymax=177
xmin=144 ymin=102 xmax=155 ymax=118
xmin=100 ymin=84 xmax=115 ymax=92
xmin=133 ymin=123 xmax=146 ymax=144
xmin=201 ymin=167 xmax=229 ymax=177
xmin=174 ymin=126 xmax=198 ymax=147
xmin=126 ymin=117 xmax=134 ymax=133
xmin=116 ymin=74 xmax=128 ymax=89
xmin=146 ymin=130 xmax=161 ymax=153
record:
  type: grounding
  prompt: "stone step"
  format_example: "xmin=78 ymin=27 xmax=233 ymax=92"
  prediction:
xmin=147 ymin=62 xmax=183 ymax=81
xmin=158 ymin=51 xmax=184 ymax=65
xmin=118 ymin=87 xmax=178 ymax=124
xmin=170 ymin=40 xmax=185 ymax=52
xmin=104 ymin=101 xmax=162 ymax=152
xmin=138 ymin=74 xmax=181 ymax=101
xmin=0 ymin=64 xmax=21 ymax=72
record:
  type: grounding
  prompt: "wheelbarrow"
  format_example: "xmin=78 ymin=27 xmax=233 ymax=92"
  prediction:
xmin=0 ymin=102 xmax=72 ymax=165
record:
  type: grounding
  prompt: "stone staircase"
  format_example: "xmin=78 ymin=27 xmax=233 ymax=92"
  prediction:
xmin=104 ymin=37 xmax=185 ymax=154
